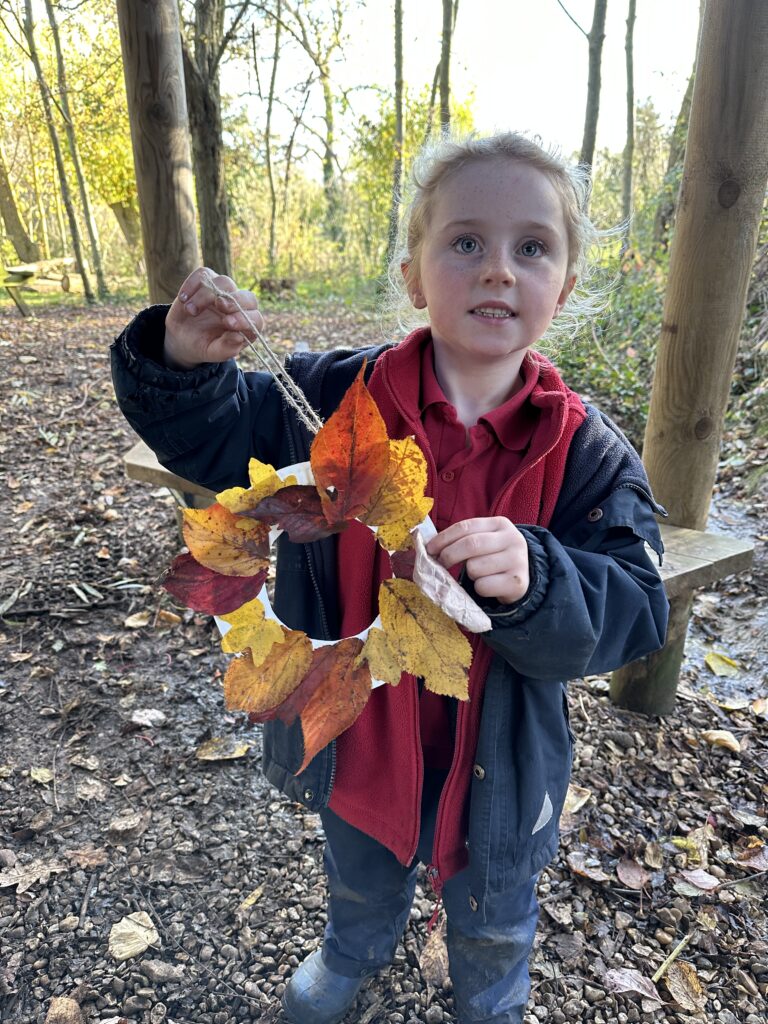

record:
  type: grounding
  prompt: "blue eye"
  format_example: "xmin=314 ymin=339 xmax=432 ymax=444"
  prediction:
xmin=455 ymin=236 xmax=478 ymax=254
xmin=520 ymin=240 xmax=545 ymax=258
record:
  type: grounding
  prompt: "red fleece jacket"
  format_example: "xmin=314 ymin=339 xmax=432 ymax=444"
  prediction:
xmin=328 ymin=328 xmax=586 ymax=883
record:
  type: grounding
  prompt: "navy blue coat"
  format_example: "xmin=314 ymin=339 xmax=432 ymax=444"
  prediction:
xmin=111 ymin=306 xmax=669 ymax=915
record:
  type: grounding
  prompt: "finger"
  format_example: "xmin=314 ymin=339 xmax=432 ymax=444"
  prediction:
xmin=471 ymin=571 xmax=528 ymax=603
xmin=433 ymin=529 xmax=515 ymax=569
xmin=464 ymin=550 xmax=523 ymax=580
xmin=216 ymin=288 xmax=261 ymax=318
xmin=207 ymin=331 xmax=250 ymax=360
xmin=426 ymin=518 xmax=505 ymax=557
xmin=222 ymin=309 xmax=265 ymax=336
xmin=178 ymin=266 xmax=223 ymax=304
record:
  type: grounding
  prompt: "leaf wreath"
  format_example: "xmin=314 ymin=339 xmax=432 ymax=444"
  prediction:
xmin=162 ymin=365 xmax=483 ymax=774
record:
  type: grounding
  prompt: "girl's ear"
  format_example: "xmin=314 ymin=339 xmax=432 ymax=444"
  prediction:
xmin=554 ymin=274 xmax=576 ymax=315
xmin=401 ymin=261 xmax=427 ymax=309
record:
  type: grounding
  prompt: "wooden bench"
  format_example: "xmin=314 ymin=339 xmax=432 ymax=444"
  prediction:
xmin=3 ymin=259 xmax=75 ymax=317
xmin=124 ymin=438 xmax=755 ymax=596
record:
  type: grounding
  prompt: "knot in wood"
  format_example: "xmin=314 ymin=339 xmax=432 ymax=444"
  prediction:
xmin=694 ymin=416 xmax=714 ymax=440
xmin=717 ymin=178 xmax=740 ymax=209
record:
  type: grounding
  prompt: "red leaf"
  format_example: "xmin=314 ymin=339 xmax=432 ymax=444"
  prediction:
xmin=310 ymin=364 xmax=390 ymax=524
xmin=244 ymin=485 xmax=348 ymax=542
xmin=161 ymin=553 xmax=267 ymax=615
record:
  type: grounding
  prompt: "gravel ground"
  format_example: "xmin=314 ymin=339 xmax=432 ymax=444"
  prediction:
xmin=0 ymin=303 xmax=766 ymax=1024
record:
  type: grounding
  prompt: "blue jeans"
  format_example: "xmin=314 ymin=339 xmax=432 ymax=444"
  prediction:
xmin=319 ymin=771 xmax=539 ymax=1024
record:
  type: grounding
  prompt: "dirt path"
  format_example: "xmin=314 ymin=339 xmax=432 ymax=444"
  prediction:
xmin=1 ymin=305 xmax=766 ymax=1024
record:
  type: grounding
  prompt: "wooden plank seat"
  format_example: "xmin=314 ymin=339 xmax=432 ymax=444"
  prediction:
xmin=123 ymin=439 xmax=755 ymax=596
xmin=3 ymin=259 xmax=76 ymax=317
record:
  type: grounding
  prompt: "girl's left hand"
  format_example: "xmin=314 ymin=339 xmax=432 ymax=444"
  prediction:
xmin=426 ymin=517 xmax=530 ymax=605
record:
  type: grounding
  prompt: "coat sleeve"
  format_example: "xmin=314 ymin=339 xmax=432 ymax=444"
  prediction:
xmin=110 ymin=304 xmax=288 ymax=492
xmin=474 ymin=486 xmax=669 ymax=681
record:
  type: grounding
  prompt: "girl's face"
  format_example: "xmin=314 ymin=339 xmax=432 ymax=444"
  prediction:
xmin=406 ymin=159 xmax=575 ymax=376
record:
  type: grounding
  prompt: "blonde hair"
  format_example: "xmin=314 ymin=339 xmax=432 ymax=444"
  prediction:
xmin=387 ymin=131 xmax=615 ymax=345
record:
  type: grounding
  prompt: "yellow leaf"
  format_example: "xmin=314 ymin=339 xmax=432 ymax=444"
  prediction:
xmin=237 ymin=886 xmax=264 ymax=914
xmin=183 ymin=503 xmax=269 ymax=577
xmin=196 ymin=738 xmax=251 ymax=761
xmin=361 ymin=438 xmax=434 ymax=550
xmin=752 ymin=697 xmax=767 ymax=718
xmin=664 ymin=961 xmax=707 ymax=1013
xmin=355 ymin=627 xmax=404 ymax=686
xmin=216 ymin=459 xmax=296 ymax=513
xmin=30 ymin=766 xmax=53 ymax=785
xmin=378 ymin=578 xmax=472 ymax=700
xmin=219 ymin=598 xmax=284 ymax=663
xmin=704 ymin=651 xmax=740 ymax=677
xmin=701 ymin=729 xmax=741 ymax=753
xmin=564 ymin=783 xmax=592 ymax=815
xmin=223 ymin=630 xmax=313 ymax=715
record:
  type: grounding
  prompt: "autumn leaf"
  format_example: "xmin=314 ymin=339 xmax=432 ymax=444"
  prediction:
xmin=162 ymin=552 xmax=267 ymax=615
xmin=298 ymin=639 xmax=372 ymax=772
xmin=361 ymin=437 xmax=433 ymax=550
xmin=378 ymin=578 xmax=472 ymax=700
xmin=219 ymin=598 xmax=285 ymax=662
xmin=664 ymin=962 xmax=706 ymax=1013
xmin=310 ymin=364 xmax=390 ymax=524
xmin=245 ymin=485 xmax=348 ymax=542
xmin=704 ymin=650 xmax=740 ymax=677
xmin=616 ymin=857 xmax=651 ymax=890
xmin=183 ymin=503 xmax=270 ymax=577
xmin=566 ymin=850 xmax=611 ymax=882
xmin=223 ymin=630 xmax=313 ymax=716
xmin=701 ymin=729 xmax=741 ymax=753
xmin=604 ymin=968 xmax=663 ymax=1009
xmin=356 ymin=627 xmax=404 ymax=686
xmin=216 ymin=459 xmax=296 ymax=513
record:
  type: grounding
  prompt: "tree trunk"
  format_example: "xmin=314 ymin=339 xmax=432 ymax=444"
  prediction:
xmin=652 ymin=0 xmax=705 ymax=254
xmin=23 ymin=0 xmax=95 ymax=303
xmin=0 ymin=142 xmax=41 ymax=262
xmin=439 ymin=0 xmax=452 ymax=132
xmin=182 ymin=0 xmax=232 ymax=276
xmin=579 ymin=0 xmax=608 ymax=168
xmin=320 ymin=67 xmax=342 ymax=242
xmin=386 ymin=0 xmax=403 ymax=269
xmin=621 ymin=0 xmax=636 ymax=247
xmin=25 ymin=122 xmax=50 ymax=259
xmin=611 ymin=0 xmax=768 ymax=715
xmin=263 ymin=5 xmax=282 ymax=274
xmin=116 ymin=0 xmax=200 ymax=303
xmin=109 ymin=200 xmax=142 ymax=251
xmin=44 ymin=0 xmax=109 ymax=299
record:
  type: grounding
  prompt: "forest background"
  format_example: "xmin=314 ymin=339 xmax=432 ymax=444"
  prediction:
xmin=0 ymin=0 xmax=766 ymax=451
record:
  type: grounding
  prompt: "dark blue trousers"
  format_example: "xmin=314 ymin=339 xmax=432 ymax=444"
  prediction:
xmin=318 ymin=771 xmax=539 ymax=1024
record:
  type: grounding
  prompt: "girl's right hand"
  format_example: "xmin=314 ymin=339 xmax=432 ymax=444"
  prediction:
xmin=163 ymin=267 xmax=264 ymax=370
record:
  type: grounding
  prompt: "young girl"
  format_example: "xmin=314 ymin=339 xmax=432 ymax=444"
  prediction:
xmin=112 ymin=132 xmax=669 ymax=1024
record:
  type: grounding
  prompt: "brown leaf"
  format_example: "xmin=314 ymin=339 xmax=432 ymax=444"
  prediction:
xmin=183 ymin=503 xmax=270 ymax=577
xmin=678 ymin=868 xmax=720 ymax=892
xmin=419 ymin=915 xmax=449 ymax=994
xmin=298 ymin=639 xmax=372 ymax=772
xmin=664 ymin=961 xmax=706 ymax=1013
xmin=245 ymin=484 xmax=348 ymax=542
xmin=223 ymin=630 xmax=313 ymax=716
xmin=604 ymin=968 xmax=663 ymax=1008
xmin=566 ymin=850 xmax=611 ymax=883
xmin=737 ymin=842 xmax=768 ymax=872
xmin=616 ymin=857 xmax=651 ymax=890
xmin=310 ymin=364 xmax=390 ymax=523
xmin=701 ymin=729 xmax=741 ymax=753
xmin=44 ymin=996 xmax=83 ymax=1024
xmin=161 ymin=552 xmax=268 ymax=615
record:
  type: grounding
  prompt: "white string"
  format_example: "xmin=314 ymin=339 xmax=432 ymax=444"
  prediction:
xmin=198 ymin=269 xmax=324 ymax=436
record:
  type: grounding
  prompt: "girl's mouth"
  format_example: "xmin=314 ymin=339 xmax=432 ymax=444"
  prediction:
xmin=470 ymin=306 xmax=516 ymax=319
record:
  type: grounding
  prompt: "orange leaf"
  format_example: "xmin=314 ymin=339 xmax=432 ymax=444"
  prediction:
xmin=298 ymin=639 xmax=372 ymax=772
xmin=223 ymin=629 xmax=312 ymax=714
xmin=310 ymin=364 xmax=390 ymax=524
xmin=182 ymin=503 xmax=270 ymax=577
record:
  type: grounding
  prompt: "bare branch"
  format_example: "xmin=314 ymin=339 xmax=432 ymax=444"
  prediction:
xmin=554 ymin=0 xmax=588 ymax=37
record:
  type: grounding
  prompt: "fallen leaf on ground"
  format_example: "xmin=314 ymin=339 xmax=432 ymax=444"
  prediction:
xmin=664 ymin=961 xmax=706 ymax=1013
xmin=123 ymin=610 xmax=151 ymax=629
xmin=65 ymin=846 xmax=109 ymax=869
xmin=0 ymin=858 xmax=67 ymax=893
xmin=30 ymin=766 xmax=53 ymax=785
xmin=379 ymin=578 xmax=472 ymax=699
xmin=108 ymin=911 xmax=160 ymax=960
xmin=310 ymin=364 xmax=390 ymax=524
xmin=563 ymin=783 xmax=592 ymax=815
xmin=737 ymin=842 xmax=768 ymax=872
xmin=617 ymin=857 xmax=651 ymax=890
xmin=129 ymin=709 xmax=167 ymax=729
xmin=196 ymin=737 xmax=251 ymax=761
xmin=752 ymin=697 xmax=767 ymax=718
xmin=237 ymin=886 xmax=264 ymax=914
xmin=701 ymin=729 xmax=741 ymax=753
xmin=604 ymin=967 xmax=663 ymax=1009
xmin=154 ymin=609 xmax=181 ymax=627
xmin=678 ymin=868 xmax=720 ymax=892
xmin=419 ymin=914 xmax=449 ymax=994
xmin=566 ymin=850 xmax=611 ymax=883
xmin=704 ymin=650 xmax=740 ymax=677
xmin=44 ymin=996 xmax=83 ymax=1024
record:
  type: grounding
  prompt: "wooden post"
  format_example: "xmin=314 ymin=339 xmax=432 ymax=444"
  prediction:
xmin=611 ymin=0 xmax=768 ymax=715
xmin=116 ymin=0 xmax=199 ymax=303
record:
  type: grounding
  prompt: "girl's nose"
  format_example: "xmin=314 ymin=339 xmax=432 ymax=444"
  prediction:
xmin=482 ymin=249 xmax=516 ymax=285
